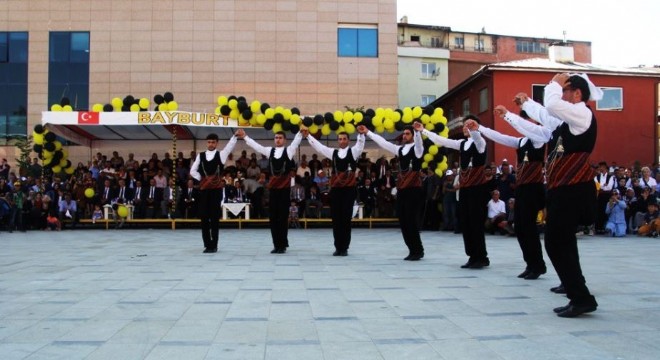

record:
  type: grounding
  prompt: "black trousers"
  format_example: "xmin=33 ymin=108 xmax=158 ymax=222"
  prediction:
xmin=595 ymin=191 xmax=611 ymax=231
xmin=514 ymin=183 xmax=546 ymax=272
xmin=458 ymin=184 xmax=490 ymax=261
xmin=329 ymin=187 xmax=357 ymax=252
xmin=395 ymin=187 xmax=424 ymax=256
xmin=198 ymin=188 xmax=221 ymax=249
xmin=269 ymin=187 xmax=290 ymax=250
xmin=545 ymin=182 xmax=598 ymax=307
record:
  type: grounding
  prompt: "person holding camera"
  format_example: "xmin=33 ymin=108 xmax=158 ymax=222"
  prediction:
xmin=605 ymin=189 xmax=627 ymax=237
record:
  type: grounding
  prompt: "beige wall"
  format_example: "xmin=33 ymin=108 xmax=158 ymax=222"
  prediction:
xmin=0 ymin=0 xmax=398 ymax=165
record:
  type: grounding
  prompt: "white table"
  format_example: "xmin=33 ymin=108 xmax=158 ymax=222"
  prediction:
xmin=222 ymin=202 xmax=251 ymax=220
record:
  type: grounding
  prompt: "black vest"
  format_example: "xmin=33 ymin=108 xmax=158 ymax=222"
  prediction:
xmin=332 ymin=148 xmax=357 ymax=172
xmin=548 ymin=108 xmax=597 ymax=156
xmin=460 ymin=139 xmax=486 ymax=170
xmin=201 ymin=151 xmax=223 ymax=177
xmin=517 ymin=138 xmax=546 ymax=163
xmin=269 ymin=148 xmax=295 ymax=176
xmin=398 ymin=145 xmax=422 ymax=172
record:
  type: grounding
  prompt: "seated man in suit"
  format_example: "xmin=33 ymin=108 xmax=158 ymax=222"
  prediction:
xmin=144 ymin=178 xmax=163 ymax=218
xmin=179 ymin=179 xmax=199 ymax=219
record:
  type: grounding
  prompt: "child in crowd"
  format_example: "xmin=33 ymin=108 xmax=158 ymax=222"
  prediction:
xmin=288 ymin=201 xmax=300 ymax=229
xmin=46 ymin=210 xmax=61 ymax=231
xmin=637 ymin=201 xmax=660 ymax=237
xmin=92 ymin=204 xmax=103 ymax=224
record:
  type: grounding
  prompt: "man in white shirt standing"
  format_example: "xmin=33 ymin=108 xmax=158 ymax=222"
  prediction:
xmin=190 ymin=132 xmax=238 ymax=253
xmin=303 ymin=129 xmax=365 ymax=256
xmin=594 ymin=161 xmax=616 ymax=234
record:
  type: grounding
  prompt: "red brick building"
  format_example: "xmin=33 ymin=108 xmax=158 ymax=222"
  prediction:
xmin=432 ymin=55 xmax=660 ymax=167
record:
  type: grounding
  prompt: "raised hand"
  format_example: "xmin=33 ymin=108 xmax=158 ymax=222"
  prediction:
xmin=413 ymin=121 xmax=424 ymax=131
xmin=300 ymin=126 xmax=309 ymax=138
xmin=513 ymin=92 xmax=529 ymax=106
xmin=464 ymin=119 xmax=479 ymax=131
xmin=235 ymin=129 xmax=246 ymax=139
xmin=494 ymin=105 xmax=508 ymax=118
xmin=357 ymin=125 xmax=368 ymax=134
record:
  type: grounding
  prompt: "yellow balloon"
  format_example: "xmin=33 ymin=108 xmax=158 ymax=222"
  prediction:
xmin=333 ymin=111 xmax=343 ymax=122
xmin=92 ymin=103 xmax=104 ymax=112
xmin=440 ymin=128 xmax=449 ymax=138
xmin=265 ymin=108 xmax=275 ymax=119
xmin=228 ymin=99 xmax=238 ymax=109
xmin=421 ymin=114 xmax=430 ymax=124
xmin=321 ymin=124 xmax=331 ymax=136
xmin=256 ymin=114 xmax=267 ymax=125
xmin=65 ymin=167 xmax=74 ymax=175
xmin=425 ymin=122 xmax=434 ymax=131
xmin=272 ymin=123 xmax=283 ymax=134
xmin=51 ymin=165 xmax=62 ymax=173
xmin=111 ymin=97 xmax=123 ymax=108
xmin=158 ymin=103 xmax=168 ymax=111
xmin=217 ymin=96 xmax=228 ymax=106
xmin=308 ymin=124 xmax=319 ymax=134
xmin=386 ymin=127 xmax=395 ymax=133
xmin=383 ymin=118 xmax=394 ymax=129
xmin=50 ymin=104 xmax=62 ymax=112
xmin=250 ymin=100 xmax=261 ymax=113
xmin=62 ymin=105 xmax=73 ymax=112
xmin=238 ymin=117 xmax=250 ymax=126
xmin=422 ymin=162 xmax=429 ymax=169
xmin=275 ymin=106 xmax=285 ymax=114
xmin=61 ymin=148 xmax=69 ymax=158
xmin=384 ymin=108 xmax=394 ymax=120
xmin=353 ymin=112 xmax=363 ymax=123
xmin=375 ymin=108 xmax=385 ymax=117
xmin=130 ymin=104 xmax=140 ymax=112
xmin=392 ymin=111 xmax=401 ymax=122
xmin=434 ymin=107 xmax=444 ymax=116
xmin=343 ymin=111 xmax=354 ymax=123
xmin=113 ymin=105 xmax=122 ymax=112
xmin=215 ymin=106 xmax=221 ymax=115
xmin=375 ymin=125 xmax=385 ymax=133
xmin=335 ymin=126 xmax=345 ymax=134
xmin=229 ymin=109 xmax=240 ymax=119
xmin=412 ymin=106 xmax=423 ymax=118
xmin=402 ymin=113 xmax=413 ymax=123
xmin=440 ymin=116 xmax=448 ymax=125
xmin=167 ymin=101 xmax=179 ymax=111
xmin=435 ymin=168 xmax=443 ymax=177
xmin=42 ymin=150 xmax=53 ymax=159
xmin=117 ymin=205 xmax=129 ymax=218
xmin=283 ymin=108 xmax=292 ymax=120
xmin=33 ymin=133 xmax=44 ymax=145
xmin=344 ymin=123 xmax=355 ymax=134
xmin=437 ymin=161 xmax=448 ymax=174
xmin=84 ymin=188 xmax=95 ymax=198
xmin=54 ymin=141 xmax=62 ymax=151
xmin=290 ymin=114 xmax=301 ymax=125
xmin=59 ymin=158 xmax=67 ymax=167
xmin=424 ymin=153 xmax=434 ymax=162
xmin=249 ymin=117 xmax=258 ymax=126
xmin=429 ymin=145 xmax=439 ymax=155
xmin=372 ymin=116 xmax=383 ymax=127
xmin=139 ymin=98 xmax=150 ymax=109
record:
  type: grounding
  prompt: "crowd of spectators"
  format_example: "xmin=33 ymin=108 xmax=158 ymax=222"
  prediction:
xmin=2 ymin=149 xmax=660 ymax=238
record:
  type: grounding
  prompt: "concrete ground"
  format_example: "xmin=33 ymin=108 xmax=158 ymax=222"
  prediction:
xmin=1 ymin=227 xmax=659 ymax=359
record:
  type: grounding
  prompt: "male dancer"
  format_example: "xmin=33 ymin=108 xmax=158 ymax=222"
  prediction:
xmin=414 ymin=117 xmax=490 ymax=268
xmin=190 ymin=132 xmax=238 ymax=253
xmin=237 ymin=129 xmax=303 ymax=254
xmin=356 ymin=123 xmax=425 ymax=260
xmin=467 ymin=108 xmax=547 ymax=279
xmin=303 ymin=130 xmax=365 ymax=256
xmin=513 ymin=73 xmax=602 ymax=317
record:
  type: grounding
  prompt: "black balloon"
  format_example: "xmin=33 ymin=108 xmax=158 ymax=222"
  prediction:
xmin=123 ymin=95 xmax=135 ymax=106
xmin=103 ymin=104 xmax=113 ymax=112
xmin=228 ymin=95 xmax=237 ymax=101
xmin=264 ymin=119 xmax=274 ymax=130
xmin=220 ymin=105 xmax=231 ymax=116
xmin=121 ymin=104 xmax=130 ymax=112
xmin=52 ymin=151 xmax=63 ymax=163
xmin=241 ymin=109 xmax=253 ymax=120
xmin=44 ymin=142 xmax=56 ymax=152
xmin=33 ymin=144 xmax=43 ymax=153
xmin=163 ymin=92 xmax=174 ymax=102
xmin=34 ymin=124 xmax=44 ymax=134
xmin=434 ymin=123 xmax=445 ymax=133
xmin=313 ymin=115 xmax=324 ymax=126
xmin=324 ymin=112 xmax=333 ymax=123
xmin=291 ymin=107 xmax=300 ymax=115
xmin=290 ymin=124 xmax=300 ymax=134
xmin=237 ymin=101 xmax=248 ymax=113
xmin=281 ymin=121 xmax=291 ymax=131
xmin=395 ymin=122 xmax=405 ymax=131
xmin=64 ymin=159 xmax=72 ymax=169
xmin=60 ymin=97 xmax=71 ymax=106
xmin=260 ymin=103 xmax=270 ymax=113
xmin=365 ymin=108 xmax=375 ymax=117
xmin=302 ymin=116 xmax=313 ymax=127
xmin=329 ymin=121 xmax=340 ymax=131
xmin=153 ymin=94 xmax=164 ymax=104
xmin=423 ymin=106 xmax=434 ymax=115
xmin=237 ymin=96 xmax=246 ymax=103
xmin=44 ymin=132 xmax=56 ymax=142
xmin=273 ymin=113 xmax=284 ymax=123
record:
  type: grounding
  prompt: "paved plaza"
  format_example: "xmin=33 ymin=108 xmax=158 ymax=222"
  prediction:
xmin=1 ymin=227 xmax=659 ymax=359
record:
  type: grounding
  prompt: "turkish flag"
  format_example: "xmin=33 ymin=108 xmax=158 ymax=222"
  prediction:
xmin=78 ymin=111 xmax=99 ymax=124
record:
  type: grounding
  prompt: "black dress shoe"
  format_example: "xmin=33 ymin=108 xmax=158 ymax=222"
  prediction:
xmin=209 ymin=248 xmax=218 ymax=253
xmin=556 ymin=304 xmax=597 ymax=318
xmin=203 ymin=248 xmax=212 ymax=253
xmin=553 ymin=303 xmax=572 ymax=313
xmin=524 ymin=271 xmax=541 ymax=280
xmin=517 ymin=269 xmax=531 ymax=278
xmin=271 ymin=248 xmax=279 ymax=254
xmin=405 ymin=254 xmax=422 ymax=261
xmin=339 ymin=251 xmax=348 ymax=256
xmin=468 ymin=260 xmax=488 ymax=269
xmin=276 ymin=248 xmax=286 ymax=254
xmin=550 ymin=284 xmax=566 ymax=294
xmin=460 ymin=260 xmax=474 ymax=268
xmin=333 ymin=251 xmax=341 ymax=256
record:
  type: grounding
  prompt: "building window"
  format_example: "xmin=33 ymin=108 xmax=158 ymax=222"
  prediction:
xmin=454 ymin=37 xmax=464 ymax=49
xmin=597 ymin=87 xmax=623 ymax=111
xmin=516 ymin=40 xmax=547 ymax=54
xmin=431 ymin=37 xmax=442 ymax=48
xmin=462 ymin=98 xmax=470 ymax=116
xmin=532 ymin=84 xmax=545 ymax=105
xmin=337 ymin=25 xmax=378 ymax=57
xmin=0 ymin=32 xmax=28 ymax=142
xmin=479 ymin=88 xmax=488 ymax=113
xmin=421 ymin=62 xmax=437 ymax=79
xmin=410 ymin=35 xmax=420 ymax=42
xmin=475 ymin=39 xmax=485 ymax=52
xmin=421 ymin=95 xmax=436 ymax=107
xmin=49 ymin=32 xmax=90 ymax=111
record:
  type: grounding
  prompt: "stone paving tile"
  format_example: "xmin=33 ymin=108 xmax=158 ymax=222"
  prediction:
xmin=2 ymin=228 xmax=660 ymax=359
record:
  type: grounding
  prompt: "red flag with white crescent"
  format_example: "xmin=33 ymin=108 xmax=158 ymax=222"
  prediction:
xmin=77 ymin=111 xmax=99 ymax=124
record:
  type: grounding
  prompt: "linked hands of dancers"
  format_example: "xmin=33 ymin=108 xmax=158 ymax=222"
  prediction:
xmin=235 ymin=128 xmax=246 ymax=139
xmin=356 ymin=125 xmax=369 ymax=134
xmin=412 ymin=121 xmax=424 ymax=132
xmin=299 ymin=126 xmax=309 ymax=138
xmin=463 ymin=119 xmax=479 ymax=132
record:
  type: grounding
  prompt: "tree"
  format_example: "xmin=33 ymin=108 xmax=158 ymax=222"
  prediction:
xmin=14 ymin=137 xmax=32 ymax=176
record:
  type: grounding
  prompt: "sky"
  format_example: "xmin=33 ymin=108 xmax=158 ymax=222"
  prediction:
xmin=397 ymin=0 xmax=660 ymax=67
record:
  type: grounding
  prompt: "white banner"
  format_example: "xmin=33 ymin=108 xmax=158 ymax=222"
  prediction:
xmin=42 ymin=111 xmax=240 ymax=127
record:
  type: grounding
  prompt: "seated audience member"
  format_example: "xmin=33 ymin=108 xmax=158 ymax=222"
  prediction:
xmin=92 ymin=204 xmax=103 ymax=224
xmin=605 ymin=189 xmax=627 ymax=237
xmin=288 ymin=200 xmax=300 ymax=229
xmin=485 ymin=190 xmax=510 ymax=235
xmin=305 ymin=185 xmax=324 ymax=218
xmin=632 ymin=187 xmax=656 ymax=231
xmin=58 ymin=193 xmax=78 ymax=228
xmin=637 ymin=200 xmax=660 ymax=237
